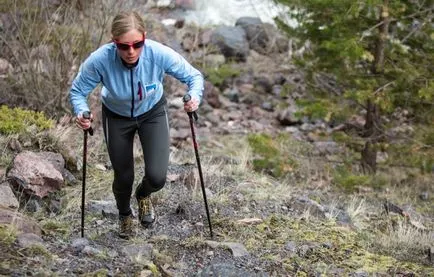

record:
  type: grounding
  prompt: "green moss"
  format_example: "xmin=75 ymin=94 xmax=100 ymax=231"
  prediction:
xmin=0 ymin=105 xmax=53 ymax=135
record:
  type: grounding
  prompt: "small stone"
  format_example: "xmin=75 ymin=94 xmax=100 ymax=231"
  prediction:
xmin=95 ymin=164 xmax=106 ymax=171
xmin=419 ymin=192 xmax=429 ymax=201
xmin=237 ymin=218 xmax=263 ymax=225
xmin=71 ymin=238 xmax=89 ymax=252
xmin=284 ymin=241 xmax=297 ymax=253
xmin=82 ymin=245 xmax=102 ymax=256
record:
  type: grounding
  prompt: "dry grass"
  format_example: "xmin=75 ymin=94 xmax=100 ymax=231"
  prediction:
xmin=374 ymin=219 xmax=433 ymax=263
xmin=346 ymin=196 xmax=369 ymax=229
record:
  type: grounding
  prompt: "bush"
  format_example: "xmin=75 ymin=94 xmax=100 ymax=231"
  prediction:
xmin=0 ymin=105 xmax=53 ymax=135
xmin=204 ymin=64 xmax=241 ymax=88
xmin=248 ymin=133 xmax=298 ymax=178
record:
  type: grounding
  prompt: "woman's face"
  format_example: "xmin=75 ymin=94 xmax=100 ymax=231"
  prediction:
xmin=113 ymin=29 xmax=145 ymax=64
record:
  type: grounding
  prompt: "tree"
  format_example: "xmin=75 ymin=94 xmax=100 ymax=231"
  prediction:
xmin=274 ymin=0 xmax=434 ymax=173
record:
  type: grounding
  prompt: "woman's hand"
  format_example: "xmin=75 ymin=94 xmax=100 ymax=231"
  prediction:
xmin=183 ymin=96 xmax=199 ymax=113
xmin=75 ymin=112 xmax=93 ymax=130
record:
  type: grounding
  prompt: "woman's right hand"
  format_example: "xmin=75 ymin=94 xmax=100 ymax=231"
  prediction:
xmin=75 ymin=112 xmax=93 ymax=130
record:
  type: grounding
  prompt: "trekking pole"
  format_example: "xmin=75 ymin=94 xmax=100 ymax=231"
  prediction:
xmin=81 ymin=111 xmax=93 ymax=238
xmin=183 ymin=94 xmax=213 ymax=238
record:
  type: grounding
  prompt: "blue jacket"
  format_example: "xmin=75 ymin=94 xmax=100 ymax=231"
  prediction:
xmin=70 ymin=39 xmax=204 ymax=117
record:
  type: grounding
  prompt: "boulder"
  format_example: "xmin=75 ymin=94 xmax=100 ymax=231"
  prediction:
xmin=210 ymin=26 xmax=249 ymax=61
xmin=7 ymin=151 xmax=65 ymax=198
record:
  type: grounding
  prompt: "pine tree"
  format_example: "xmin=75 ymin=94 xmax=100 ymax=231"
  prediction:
xmin=274 ymin=0 xmax=433 ymax=173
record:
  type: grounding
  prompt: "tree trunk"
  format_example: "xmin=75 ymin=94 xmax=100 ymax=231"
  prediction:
xmin=362 ymin=99 xmax=379 ymax=173
xmin=362 ymin=0 xmax=389 ymax=174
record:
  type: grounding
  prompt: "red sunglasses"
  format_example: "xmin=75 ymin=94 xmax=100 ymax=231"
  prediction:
xmin=113 ymin=35 xmax=145 ymax=51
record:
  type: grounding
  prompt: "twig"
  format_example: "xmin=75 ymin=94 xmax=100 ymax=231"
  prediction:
xmin=359 ymin=21 xmax=385 ymax=42
xmin=374 ymin=81 xmax=395 ymax=95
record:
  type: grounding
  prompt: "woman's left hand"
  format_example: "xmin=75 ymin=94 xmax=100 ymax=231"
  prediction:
xmin=183 ymin=96 xmax=199 ymax=113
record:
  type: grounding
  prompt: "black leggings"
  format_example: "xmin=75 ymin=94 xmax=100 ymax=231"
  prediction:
xmin=102 ymin=99 xmax=169 ymax=215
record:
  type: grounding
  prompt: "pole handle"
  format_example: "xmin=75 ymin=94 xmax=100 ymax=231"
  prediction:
xmin=182 ymin=94 xmax=198 ymax=121
xmin=82 ymin=111 xmax=94 ymax=136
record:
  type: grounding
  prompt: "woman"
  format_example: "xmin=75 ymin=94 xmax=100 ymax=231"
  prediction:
xmin=70 ymin=11 xmax=204 ymax=239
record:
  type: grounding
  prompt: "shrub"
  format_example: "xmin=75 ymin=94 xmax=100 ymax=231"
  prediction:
xmin=204 ymin=64 xmax=241 ymax=88
xmin=248 ymin=133 xmax=298 ymax=178
xmin=0 ymin=105 xmax=53 ymax=135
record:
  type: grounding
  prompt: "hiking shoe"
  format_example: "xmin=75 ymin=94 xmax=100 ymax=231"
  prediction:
xmin=118 ymin=214 xmax=134 ymax=239
xmin=137 ymin=196 xmax=155 ymax=228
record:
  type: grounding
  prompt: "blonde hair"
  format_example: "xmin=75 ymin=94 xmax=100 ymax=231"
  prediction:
xmin=111 ymin=11 xmax=146 ymax=38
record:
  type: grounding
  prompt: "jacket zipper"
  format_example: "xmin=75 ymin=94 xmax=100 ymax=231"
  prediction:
xmin=130 ymin=69 xmax=134 ymax=118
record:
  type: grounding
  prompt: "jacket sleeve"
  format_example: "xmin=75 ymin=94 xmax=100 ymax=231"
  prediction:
xmin=69 ymin=54 xmax=102 ymax=116
xmin=159 ymin=46 xmax=204 ymax=103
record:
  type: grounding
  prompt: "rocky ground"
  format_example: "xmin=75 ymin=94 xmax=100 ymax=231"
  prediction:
xmin=0 ymin=2 xmax=433 ymax=277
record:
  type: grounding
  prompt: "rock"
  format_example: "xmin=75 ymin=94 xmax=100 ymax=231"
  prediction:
xmin=8 ymin=137 xmax=22 ymax=152
xmin=261 ymin=102 xmax=274 ymax=112
xmin=7 ymin=151 xmax=65 ymax=198
xmin=223 ymin=88 xmax=240 ymax=103
xmin=71 ymin=238 xmax=90 ymax=252
xmin=210 ymin=26 xmax=249 ymax=61
xmin=82 ymin=245 xmax=103 ymax=256
xmin=205 ymin=240 xmax=249 ymax=257
xmin=16 ymin=233 xmax=44 ymax=248
xmin=419 ymin=191 xmax=429 ymax=201
xmin=277 ymin=107 xmax=301 ymax=126
xmin=237 ymin=218 xmax=263 ymax=225
xmin=352 ymin=271 xmax=369 ymax=277
xmin=0 ymin=207 xmax=41 ymax=235
xmin=175 ymin=0 xmax=194 ymax=10
xmin=235 ymin=17 xmax=288 ymax=54
xmin=88 ymin=200 xmax=118 ymax=219
xmin=122 ymin=243 xmax=153 ymax=263
xmin=284 ymin=241 xmax=297 ymax=253
xmin=95 ymin=164 xmax=107 ymax=171
xmin=0 ymin=184 xmax=19 ymax=210
xmin=292 ymin=196 xmax=327 ymax=218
